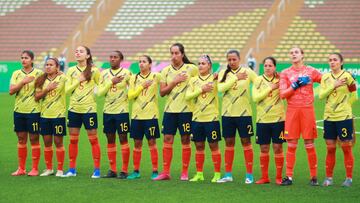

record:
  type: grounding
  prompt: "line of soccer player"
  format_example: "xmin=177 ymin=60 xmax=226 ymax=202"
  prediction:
xmin=9 ymin=44 xmax=357 ymax=187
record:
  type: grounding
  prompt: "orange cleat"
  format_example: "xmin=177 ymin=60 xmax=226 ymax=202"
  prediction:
xmin=27 ymin=169 xmax=39 ymax=176
xmin=11 ymin=168 xmax=26 ymax=176
xmin=255 ymin=178 xmax=270 ymax=184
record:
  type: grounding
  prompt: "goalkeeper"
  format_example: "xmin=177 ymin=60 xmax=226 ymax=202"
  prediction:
xmin=279 ymin=47 xmax=322 ymax=186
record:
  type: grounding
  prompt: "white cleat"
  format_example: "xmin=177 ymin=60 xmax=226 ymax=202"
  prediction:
xmin=40 ymin=169 xmax=54 ymax=177
xmin=56 ymin=170 xmax=64 ymax=177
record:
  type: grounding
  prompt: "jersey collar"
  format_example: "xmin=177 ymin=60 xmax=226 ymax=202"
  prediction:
xmin=21 ymin=67 xmax=34 ymax=75
xmin=110 ymin=67 xmax=123 ymax=76
xmin=199 ymin=74 xmax=212 ymax=81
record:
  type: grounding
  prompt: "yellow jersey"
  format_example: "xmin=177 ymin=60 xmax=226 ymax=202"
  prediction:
xmin=160 ymin=63 xmax=198 ymax=113
xmin=66 ymin=65 xmax=100 ymax=113
xmin=97 ymin=67 xmax=131 ymax=114
xmin=10 ymin=68 xmax=43 ymax=113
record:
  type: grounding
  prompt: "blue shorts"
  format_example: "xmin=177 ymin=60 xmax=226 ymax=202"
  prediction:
xmin=222 ymin=116 xmax=254 ymax=138
xmin=191 ymin=121 xmax=221 ymax=143
xmin=162 ymin=112 xmax=192 ymax=136
xmin=324 ymin=119 xmax=353 ymax=141
xmin=130 ymin=119 xmax=160 ymax=140
xmin=67 ymin=111 xmax=97 ymax=129
xmin=40 ymin=117 xmax=67 ymax=136
xmin=256 ymin=122 xmax=285 ymax=145
xmin=103 ymin=113 xmax=130 ymax=134
xmin=13 ymin=112 xmax=40 ymax=134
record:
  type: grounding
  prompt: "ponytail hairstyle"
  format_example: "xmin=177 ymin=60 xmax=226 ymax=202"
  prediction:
xmin=170 ymin=43 xmax=193 ymax=64
xmin=220 ymin=49 xmax=240 ymax=83
xmin=22 ymin=50 xmax=35 ymax=67
xmin=135 ymin=55 xmax=153 ymax=85
xmin=330 ymin=52 xmax=344 ymax=70
xmin=35 ymin=57 xmax=60 ymax=89
xmin=81 ymin=45 xmax=93 ymax=82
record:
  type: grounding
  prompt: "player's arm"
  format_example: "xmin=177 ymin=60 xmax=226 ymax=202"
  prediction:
xmin=217 ymin=72 xmax=237 ymax=93
xmin=159 ymin=74 xmax=187 ymax=97
xmin=318 ymin=76 xmax=335 ymax=99
xmin=9 ymin=73 xmax=35 ymax=95
xmin=279 ymin=72 xmax=295 ymax=99
xmin=65 ymin=70 xmax=81 ymax=94
xmin=96 ymin=73 xmax=112 ymax=97
xmin=252 ymin=78 xmax=271 ymax=102
xmin=185 ymin=79 xmax=201 ymax=101
xmin=93 ymin=68 xmax=101 ymax=85
xmin=127 ymin=76 xmax=143 ymax=100
xmin=35 ymin=81 xmax=59 ymax=101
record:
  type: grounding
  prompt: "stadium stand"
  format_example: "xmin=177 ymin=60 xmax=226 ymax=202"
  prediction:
xmin=0 ymin=0 xmax=87 ymax=62
xmin=92 ymin=0 xmax=273 ymax=62
xmin=273 ymin=0 xmax=360 ymax=62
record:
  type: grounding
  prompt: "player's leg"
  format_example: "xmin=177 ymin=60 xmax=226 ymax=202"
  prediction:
xmin=256 ymin=144 xmax=270 ymax=184
xmin=54 ymin=136 xmax=65 ymax=177
xmin=40 ymin=135 xmax=54 ymax=176
xmin=117 ymin=113 xmax=130 ymax=179
xmin=153 ymin=113 xmax=176 ymax=181
xmin=128 ymin=139 xmax=142 ymax=180
xmin=189 ymin=141 xmax=205 ymax=182
xmin=208 ymin=122 xmax=221 ymax=183
xmin=217 ymin=116 xmax=236 ymax=183
xmin=12 ymin=112 xmax=28 ymax=176
xmin=239 ymin=116 xmax=254 ymax=184
xmin=63 ymin=111 xmax=82 ymax=177
xmin=84 ymin=113 xmax=101 ymax=178
xmin=27 ymin=113 xmax=41 ymax=176
xmin=179 ymin=112 xmax=192 ymax=181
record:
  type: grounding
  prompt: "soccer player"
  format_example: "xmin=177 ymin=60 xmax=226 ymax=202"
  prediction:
xmin=217 ymin=49 xmax=257 ymax=184
xmin=9 ymin=50 xmax=43 ymax=176
xmin=280 ymin=47 xmax=322 ymax=186
xmin=34 ymin=58 xmax=66 ymax=177
xmin=319 ymin=53 xmax=357 ymax=187
xmin=97 ymin=51 xmax=131 ymax=179
xmin=62 ymin=46 xmax=101 ymax=178
xmin=252 ymin=57 xmax=285 ymax=185
xmin=153 ymin=43 xmax=198 ymax=181
xmin=186 ymin=55 xmax=222 ymax=182
xmin=127 ymin=55 xmax=161 ymax=180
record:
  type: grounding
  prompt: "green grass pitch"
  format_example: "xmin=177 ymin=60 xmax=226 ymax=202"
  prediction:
xmin=0 ymin=93 xmax=359 ymax=203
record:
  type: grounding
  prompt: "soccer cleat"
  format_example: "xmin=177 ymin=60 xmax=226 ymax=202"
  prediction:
xmin=40 ymin=169 xmax=54 ymax=177
xmin=11 ymin=168 xmax=26 ymax=176
xmin=103 ymin=170 xmax=117 ymax=178
xmin=322 ymin=177 xmax=333 ymax=186
xmin=127 ymin=171 xmax=140 ymax=180
xmin=281 ymin=176 xmax=293 ymax=186
xmin=275 ymin=178 xmax=282 ymax=185
xmin=217 ymin=172 xmax=233 ymax=183
xmin=61 ymin=168 xmax=77 ymax=177
xmin=55 ymin=170 xmax=63 ymax=177
xmin=151 ymin=171 xmax=159 ymax=180
xmin=117 ymin=172 xmax=128 ymax=179
xmin=180 ymin=171 xmax=189 ymax=181
xmin=342 ymin=178 xmax=352 ymax=187
xmin=189 ymin=172 xmax=204 ymax=182
xmin=91 ymin=168 xmax=101 ymax=179
xmin=309 ymin=177 xmax=319 ymax=186
xmin=27 ymin=169 xmax=39 ymax=176
xmin=152 ymin=172 xmax=171 ymax=181
xmin=255 ymin=178 xmax=270 ymax=184
xmin=245 ymin=173 xmax=254 ymax=184
xmin=211 ymin=172 xmax=221 ymax=183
